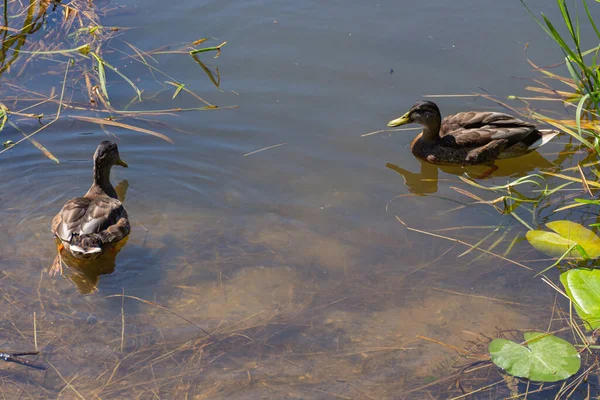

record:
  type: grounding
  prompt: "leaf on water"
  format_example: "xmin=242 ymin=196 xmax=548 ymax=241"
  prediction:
xmin=560 ymin=269 xmax=600 ymax=330
xmin=526 ymin=220 xmax=600 ymax=259
xmin=489 ymin=332 xmax=580 ymax=382
xmin=526 ymin=230 xmax=579 ymax=258
xmin=172 ymin=83 xmax=185 ymax=99
xmin=547 ymin=221 xmax=600 ymax=258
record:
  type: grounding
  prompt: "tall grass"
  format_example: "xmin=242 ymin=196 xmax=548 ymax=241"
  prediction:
xmin=521 ymin=0 xmax=600 ymax=106
xmin=521 ymin=0 xmax=600 ymax=152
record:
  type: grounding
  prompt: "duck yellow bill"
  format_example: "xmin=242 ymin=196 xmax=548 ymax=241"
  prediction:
xmin=117 ymin=158 xmax=128 ymax=168
xmin=387 ymin=112 xmax=411 ymax=127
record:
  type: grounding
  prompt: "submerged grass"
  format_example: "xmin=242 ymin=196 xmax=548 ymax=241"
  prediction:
xmin=0 ymin=0 xmax=233 ymax=162
xmin=2 ymin=207 xmax=519 ymax=399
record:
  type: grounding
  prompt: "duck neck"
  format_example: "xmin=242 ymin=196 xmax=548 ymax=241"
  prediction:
xmin=91 ymin=163 xmax=117 ymax=198
xmin=421 ymin=119 xmax=441 ymax=143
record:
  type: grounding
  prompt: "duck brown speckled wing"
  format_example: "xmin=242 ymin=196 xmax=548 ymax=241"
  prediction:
xmin=440 ymin=111 xmax=538 ymax=148
xmin=52 ymin=196 xmax=129 ymax=243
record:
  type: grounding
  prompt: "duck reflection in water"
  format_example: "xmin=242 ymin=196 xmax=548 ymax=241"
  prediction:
xmin=50 ymin=179 xmax=130 ymax=294
xmin=51 ymin=235 xmax=129 ymax=294
xmin=387 ymin=150 xmax=557 ymax=195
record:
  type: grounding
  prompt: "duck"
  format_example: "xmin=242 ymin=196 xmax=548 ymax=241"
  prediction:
xmin=51 ymin=141 xmax=130 ymax=260
xmin=387 ymin=101 xmax=560 ymax=165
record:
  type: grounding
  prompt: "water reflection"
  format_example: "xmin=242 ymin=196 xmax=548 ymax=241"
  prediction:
xmin=387 ymin=150 xmax=558 ymax=195
xmin=51 ymin=236 xmax=129 ymax=294
xmin=0 ymin=0 xmax=55 ymax=77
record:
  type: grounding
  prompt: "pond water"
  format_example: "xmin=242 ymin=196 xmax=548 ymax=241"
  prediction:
xmin=0 ymin=0 xmax=592 ymax=398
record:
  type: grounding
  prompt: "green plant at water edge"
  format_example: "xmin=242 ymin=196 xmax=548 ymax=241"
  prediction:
xmin=489 ymin=332 xmax=581 ymax=382
xmin=526 ymin=220 xmax=600 ymax=260
xmin=519 ymin=0 xmax=600 ymax=152
xmin=560 ymin=268 xmax=600 ymax=330
xmin=0 ymin=0 xmax=233 ymax=163
xmin=521 ymin=0 xmax=600 ymax=107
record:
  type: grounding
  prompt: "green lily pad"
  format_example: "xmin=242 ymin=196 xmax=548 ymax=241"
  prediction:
xmin=560 ymin=269 xmax=600 ymax=330
xmin=526 ymin=220 xmax=600 ymax=259
xmin=525 ymin=230 xmax=578 ymax=258
xmin=548 ymin=221 xmax=600 ymax=258
xmin=489 ymin=332 xmax=580 ymax=382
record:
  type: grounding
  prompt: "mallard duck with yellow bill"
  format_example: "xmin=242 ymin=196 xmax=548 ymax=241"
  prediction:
xmin=387 ymin=101 xmax=560 ymax=165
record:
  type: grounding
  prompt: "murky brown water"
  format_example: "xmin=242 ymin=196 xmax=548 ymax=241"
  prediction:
xmin=0 ymin=0 xmax=593 ymax=398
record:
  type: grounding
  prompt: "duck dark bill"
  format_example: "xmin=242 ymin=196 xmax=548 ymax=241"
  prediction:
xmin=117 ymin=158 xmax=128 ymax=168
xmin=387 ymin=112 xmax=411 ymax=127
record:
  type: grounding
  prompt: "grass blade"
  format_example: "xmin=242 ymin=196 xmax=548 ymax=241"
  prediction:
xmin=583 ymin=0 xmax=600 ymax=40
xmin=189 ymin=41 xmax=226 ymax=57
xmin=91 ymin=52 xmax=142 ymax=102
xmin=71 ymin=115 xmax=174 ymax=144
xmin=90 ymin=52 xmax=110 ymax=105
xmin=575 ymin=93 xmax=590 ymax=140
xmin=172 ymin=82 xmax=185 ymax=99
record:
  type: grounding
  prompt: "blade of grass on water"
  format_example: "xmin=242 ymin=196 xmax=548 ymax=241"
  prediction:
xmin=165 ymin=81 xmax=217 ymax=107
xmin=90 ymin=52 xmax=110 ymax=105
xmin=14 ymin=43 xmax=90 ymax=55
xmin=91 ymin=52 xmax=141 ymax=102
xmin=171 ymin=82 xmax=185 ymax=99
xmin=70 ymin=115 xmax=174 ymax=144
xmin=543 ymin=171 xmax=600 ymax=188
xmin=6 ymin=120 xmax=59 ymax=163
xmin=395 ymin=215 xmax=532 ymax=271
xmin=583 ymin=0 xmax=600 ymax=40
xmin=191 ymin=55 xmax=222 ymax=90
xmin=189 ymin=41 xmax=226 ymax=57
xmin=525 ymin=57 xmax=578 ymax=89
xmin=0 ymin=103 xmax=7 ymax=132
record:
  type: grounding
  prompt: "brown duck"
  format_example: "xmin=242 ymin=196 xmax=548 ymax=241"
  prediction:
xmin=51 ymin=141 xmax=130 ymax=259
xmin=387 ymin=101 xmax=560 ymax=165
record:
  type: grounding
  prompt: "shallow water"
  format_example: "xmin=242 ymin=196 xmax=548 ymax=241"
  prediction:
xmin=0 ymin=0 xmax=594 ymax=398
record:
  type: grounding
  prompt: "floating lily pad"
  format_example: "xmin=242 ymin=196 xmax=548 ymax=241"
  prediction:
xmin=526 ymin=220 xmax=600 ymax=259
xmin=489 ymin=332 xmax=580 ymax=382
xmin=560 ymin=269 xmax=600 ymax=330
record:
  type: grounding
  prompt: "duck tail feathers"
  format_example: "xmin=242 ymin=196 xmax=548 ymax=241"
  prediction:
xmin=69 ymin=245 xmax=102 ymax=255
xmin=530 ymin=129 xmax=560 ymax=150
xmin=68 ymin=233 xmax=103 ymax=258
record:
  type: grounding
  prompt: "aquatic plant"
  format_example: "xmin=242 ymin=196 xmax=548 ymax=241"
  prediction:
xmin=522 ymin=0 xmax=600 ymax=107
xmin=519 ymin=0 xmax=600 ymax=152
xmin=0 ymin=0 xmax=232 ymax=163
